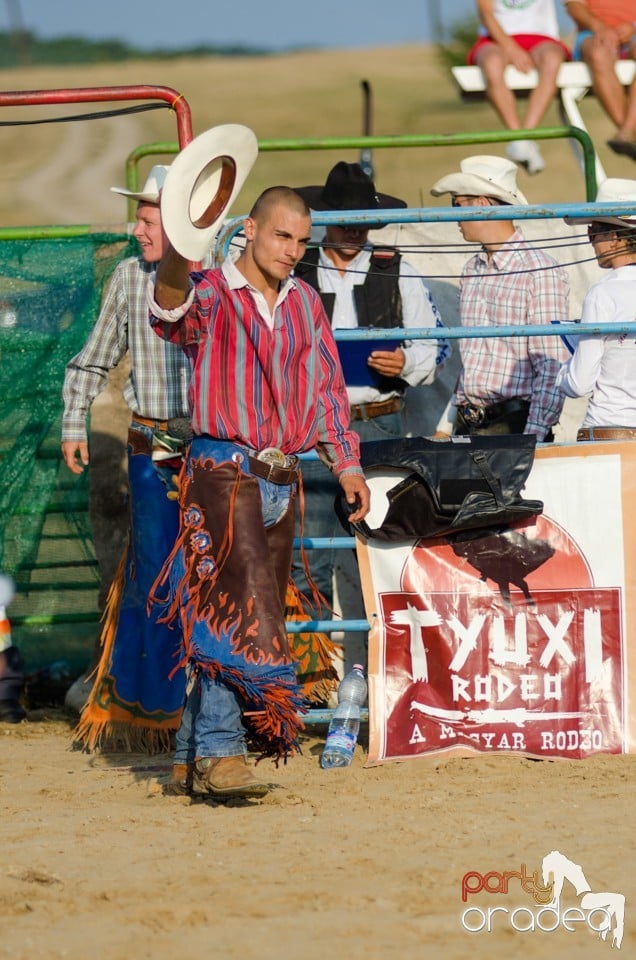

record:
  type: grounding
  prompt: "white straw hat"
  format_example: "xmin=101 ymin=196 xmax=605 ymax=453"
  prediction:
xmin=430 ymin=155 xmax=528 ymax=206
xmin=160 ymin=124 xmax=259 ymax=261
xmin=111 ymin=164 xmax=169 ymax=204
xmin=563 ymin=177 xmax=636 ymax=227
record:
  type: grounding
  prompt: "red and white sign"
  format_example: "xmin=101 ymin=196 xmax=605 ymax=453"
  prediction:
xmin=358 ymin=442 xmax=636 ymax=764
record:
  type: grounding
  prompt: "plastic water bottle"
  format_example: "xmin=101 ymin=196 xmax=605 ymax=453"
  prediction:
xmin=320 ymin=664 xmax=367 ymax=769
xmin=337 ymin=664 xmax=367 ymax=707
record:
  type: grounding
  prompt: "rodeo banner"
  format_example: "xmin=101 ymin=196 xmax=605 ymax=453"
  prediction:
xmin=353 ymin=440 xmax=636 ymax=765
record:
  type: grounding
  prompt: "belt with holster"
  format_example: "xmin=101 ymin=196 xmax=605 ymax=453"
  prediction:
xmin=133 ymin=414 xmax=193 ymax=439
xmin=132 ymin=415 xmax=193 ymax=462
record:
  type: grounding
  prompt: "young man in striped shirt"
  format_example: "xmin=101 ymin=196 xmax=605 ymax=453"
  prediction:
xmin=149 ymin=185 xmax=370 ymax=800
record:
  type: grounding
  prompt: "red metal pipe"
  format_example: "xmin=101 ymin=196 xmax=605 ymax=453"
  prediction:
xmin=0 ymin=84 xmax=193 ymax=146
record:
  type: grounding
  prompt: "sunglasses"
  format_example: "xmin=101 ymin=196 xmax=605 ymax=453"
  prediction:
xmin=451 ymin=196 xmax=500 ymax=208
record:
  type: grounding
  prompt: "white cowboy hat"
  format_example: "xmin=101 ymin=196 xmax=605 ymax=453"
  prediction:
xmin=563 ymin=177 xmax=636 ymax=227
xmin=430 ymin=155 xmax=528 ymax=206
xmin=111 ymin=164 xmax=169 ymax=204
xmin=160 ymin=123 xmax=259 ymax=261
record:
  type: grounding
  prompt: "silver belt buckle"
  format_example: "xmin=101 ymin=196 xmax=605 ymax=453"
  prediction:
xmin=256 ymin=447 xmax=288 ymax=468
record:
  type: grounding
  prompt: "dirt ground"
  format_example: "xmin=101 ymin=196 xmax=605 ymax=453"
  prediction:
xmin=1 ymin=46 xmax=634 ymax=960
xmin=1 ymin=714 xmax=633 ymax=960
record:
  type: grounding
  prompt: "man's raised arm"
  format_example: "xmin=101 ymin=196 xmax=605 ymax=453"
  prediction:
xmin=154 ymin=244 xmax=192 ymax=310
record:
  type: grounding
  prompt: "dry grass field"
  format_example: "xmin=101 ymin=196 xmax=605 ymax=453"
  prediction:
xmin=1 ymin=45 xmax=635 ymax=960
xmin=0 ymin=43 xmax=634 ymax=227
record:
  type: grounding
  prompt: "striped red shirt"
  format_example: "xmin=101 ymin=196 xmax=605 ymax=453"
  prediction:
xmin=150 ymin=260 xmax=362 ymax=477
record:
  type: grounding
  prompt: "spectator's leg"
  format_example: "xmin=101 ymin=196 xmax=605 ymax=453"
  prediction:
xmin=475 ymin=43 xmax=521 ymax=130
xmin=581 ymin=35 xmax=627 ymax=130
xmin=615 ymin=71 xmax=636 ymax=146
xmin=477 ymin=42 xmax=545 ymax=173
xmin=525 ymin=41 xmax=567 ymax=128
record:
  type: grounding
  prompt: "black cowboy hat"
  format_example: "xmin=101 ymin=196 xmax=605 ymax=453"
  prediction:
xmin=294 ymin=162 xmax=406 ymax=221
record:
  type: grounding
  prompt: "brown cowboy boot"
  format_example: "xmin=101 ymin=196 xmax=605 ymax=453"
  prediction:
xmin=164 ymin=762 xmax=194 ymax=796
xmin=192 ymin=756 xmax=269 ymax=799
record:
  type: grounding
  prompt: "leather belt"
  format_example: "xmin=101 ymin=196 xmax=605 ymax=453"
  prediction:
xmin=132 ymin=414 xmax=169 ymax=431
xmin=246 ymin=454 xmax=299 ymax=485
xmin=350 ymin=397 xmax=402 ymax=422
xmin=577 ymin=426 xmax=636 ymax=442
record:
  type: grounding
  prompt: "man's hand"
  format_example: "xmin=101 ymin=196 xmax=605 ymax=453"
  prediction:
xmin=504 ymin=38 xmax=534 ymax=73
xmin=367 ymin=347 xmax=405 ymax=378
xmin=339 ymin=473 xmax=370 ymax=523
xmin=616 ymin=22 xmax=636 ymax=46
xmin=61 ymin=441 xmax=89 ymax=474
xmin=592 ymin=23 xmax=622 ymax=55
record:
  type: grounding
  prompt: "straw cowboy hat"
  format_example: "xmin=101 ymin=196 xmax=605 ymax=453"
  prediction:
xmin=563 ymin=177 xmax=636 ymax=227
xmin=294 ymin=162 xmax=406 ymax=223
xmin=111 ymin=164 xmax=170 ymax=204
xmin=430 ymin=155 xmax=528 ymax=206
xmin=160 ymin=124 xmax=259 ymax=261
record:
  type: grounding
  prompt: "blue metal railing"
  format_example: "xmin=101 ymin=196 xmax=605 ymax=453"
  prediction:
xmin=216 ymin=199 xmax=636 ymax=254
xmin=259 ymin=198 xmax=636 ymax=722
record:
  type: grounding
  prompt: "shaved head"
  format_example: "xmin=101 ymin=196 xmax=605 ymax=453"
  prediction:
xmin=250 ymin=186 xmax=310 ymax=222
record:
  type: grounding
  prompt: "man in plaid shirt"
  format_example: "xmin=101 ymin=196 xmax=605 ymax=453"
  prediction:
xmin=61 ymin=165 xmax=191 ymax=758
xmin=431 ymin=155 xmax=570 ymax=440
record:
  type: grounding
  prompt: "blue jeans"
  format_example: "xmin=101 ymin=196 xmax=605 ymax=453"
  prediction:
xmin=174 ymin=439 xmax=294 ymax=762
xmin=175 ymin=671 xmax=246 ymax=760
xmin=292 ymin=410 xmax=402 ymax=608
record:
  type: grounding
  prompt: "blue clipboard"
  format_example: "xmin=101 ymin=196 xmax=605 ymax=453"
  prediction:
xmin=550 ymin=320 xmax=580 ymax=356
xmin=336 ymin=337 xmax=397 ymax=386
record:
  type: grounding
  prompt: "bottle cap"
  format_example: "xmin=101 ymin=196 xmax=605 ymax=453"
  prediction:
xmin=353 ymin=663 xmax=365 ymax=672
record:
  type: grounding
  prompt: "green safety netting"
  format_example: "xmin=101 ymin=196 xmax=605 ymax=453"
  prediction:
xmin=0 ymin=232 xmax=136 ymax=673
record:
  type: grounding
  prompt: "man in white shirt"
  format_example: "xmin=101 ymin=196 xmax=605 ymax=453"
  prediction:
xmin=292 ymin=162 xmax=448 ymax=609
xmin=558 ymin=177 xmax=636 ymax=438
